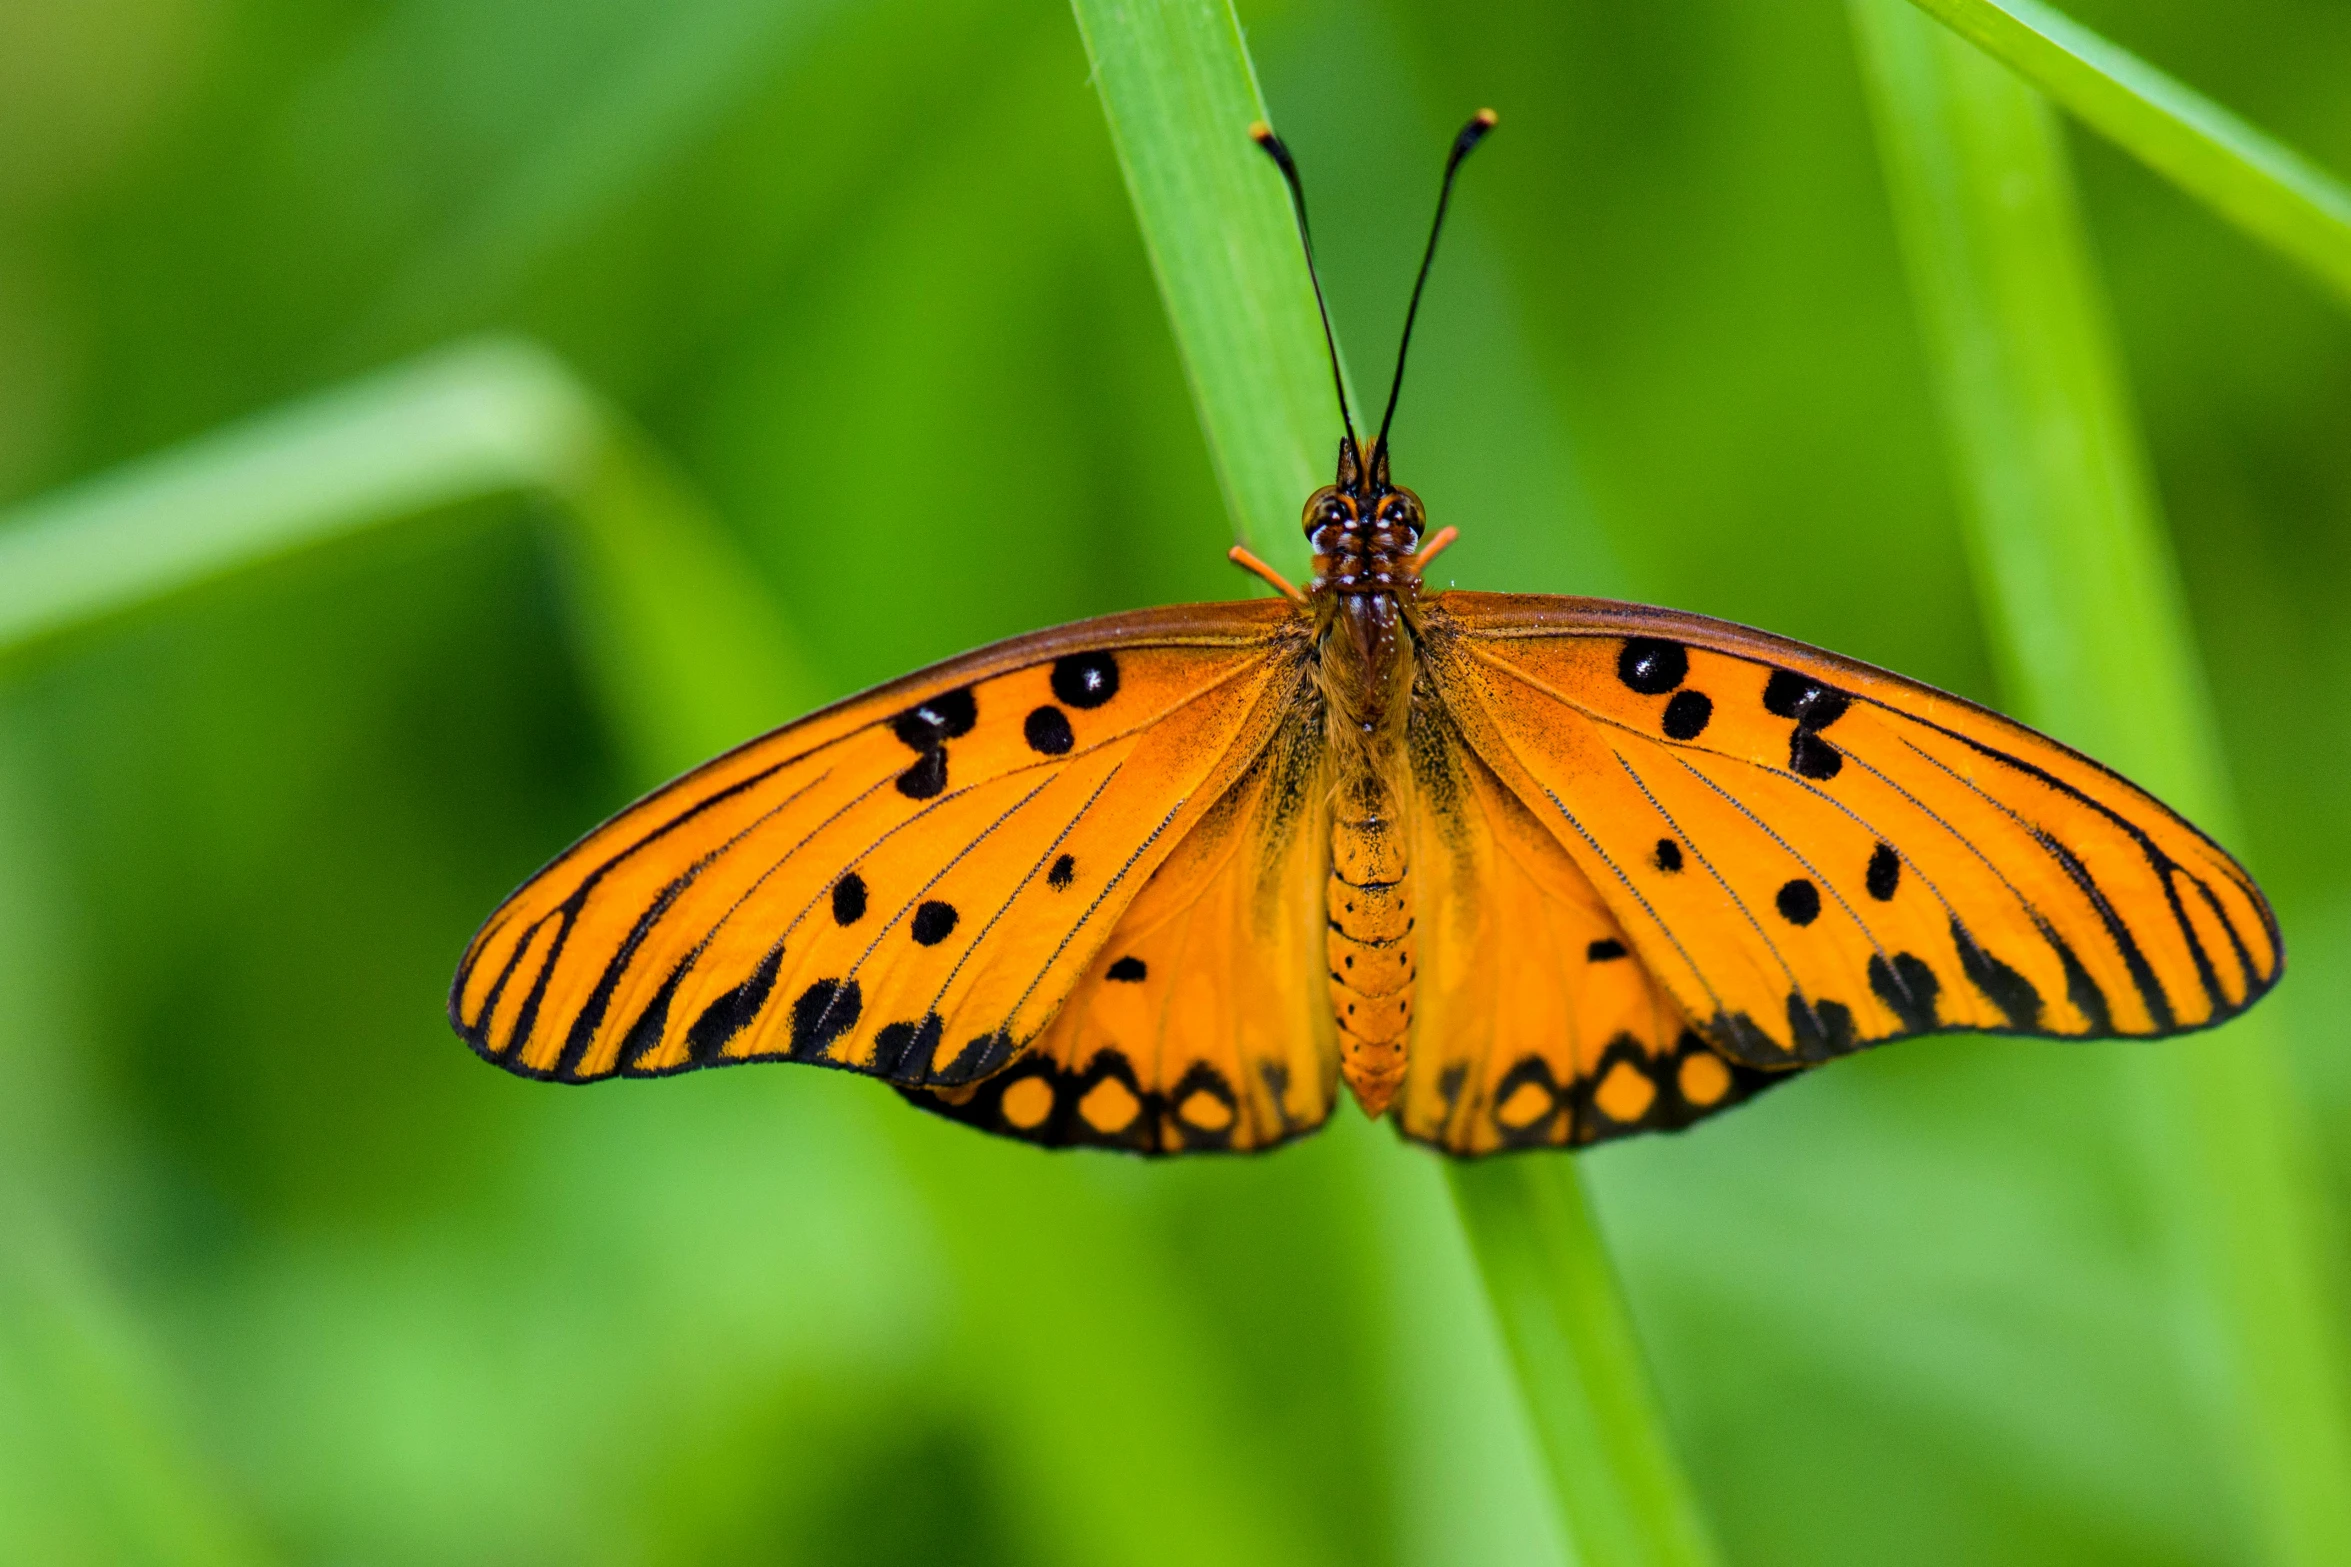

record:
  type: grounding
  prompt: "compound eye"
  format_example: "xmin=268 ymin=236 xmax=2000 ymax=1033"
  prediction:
xmin=1305 ymin=495 xmax=1351 ymax=534
xmin=1377 ymin=495 xmax=1420 ymax=531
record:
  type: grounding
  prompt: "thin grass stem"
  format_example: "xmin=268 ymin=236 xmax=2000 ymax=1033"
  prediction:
xmin=1070 ymin=2 xmax=1717 ymax=1560
xmin=1851 ymin=5 xmax=2351 ymax=1558
xmin=0 ymin=337 xmax=808 ymax=779
xmin=1899 ymin=0 xmax=2351 ymax=309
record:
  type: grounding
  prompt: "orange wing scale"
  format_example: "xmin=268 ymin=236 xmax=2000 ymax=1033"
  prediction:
xmin=451 ymin=602 xmax=1309 ymax=1096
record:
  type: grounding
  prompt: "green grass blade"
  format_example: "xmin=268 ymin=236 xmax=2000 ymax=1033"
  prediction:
xmin=0 ymin=338 xmax=809 ymax=778
xmin=1070 ymin=2 xmax=1715 ymax=1560
xmin=1069 ymin=0 xmax=1333 ymax=579
xmin=1901 ymin=0 xmax=2351 ymax=309
xmin=1449 ymin=1161 xmax=1720 ymax=1567
xmin=1851 ymin=5 xmax=2351 ymax=1558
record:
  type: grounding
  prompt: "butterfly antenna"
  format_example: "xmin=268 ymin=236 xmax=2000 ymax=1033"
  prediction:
xmin=1251 ymin=121 xmax=1358 ymax=456
xmin=1374 ymin=109 xmax=1498 ymax=467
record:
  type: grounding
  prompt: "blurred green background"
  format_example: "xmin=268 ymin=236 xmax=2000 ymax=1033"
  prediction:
xmin=3 ymin=0 xmax=2348 ymax=1561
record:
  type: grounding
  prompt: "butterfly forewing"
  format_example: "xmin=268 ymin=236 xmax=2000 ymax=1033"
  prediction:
xmin=1420 ymin=593 xmax=2280 ymax=1072
xmin=450 ymin=602 xmax=1310 ymax=1090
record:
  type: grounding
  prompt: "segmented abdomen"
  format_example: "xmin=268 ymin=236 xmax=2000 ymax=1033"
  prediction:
xmin=1327 ymin=776 xmax=1414 ymax=1116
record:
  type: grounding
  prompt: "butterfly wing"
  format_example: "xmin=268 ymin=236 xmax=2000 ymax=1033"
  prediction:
xmin=449 ymin=601 xmax=1313 ymax=1099
xmin=1397 ymin=691 xmax=1787 ymax=1153
xmin=1411 ymin=593 xmax=2278 ymax=1107
xmin=901 ymin=706 xmax=1338 ymax=1153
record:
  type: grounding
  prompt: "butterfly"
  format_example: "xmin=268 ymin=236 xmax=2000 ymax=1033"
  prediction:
xmin=449 ymin=112 xmax=2278 ymax=1158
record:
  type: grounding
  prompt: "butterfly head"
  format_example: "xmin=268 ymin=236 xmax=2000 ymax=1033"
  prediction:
xmin=1303 ymin=436 xmax=1426 ymax=598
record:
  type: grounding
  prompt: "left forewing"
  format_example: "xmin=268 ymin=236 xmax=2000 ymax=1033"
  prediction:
xmin=1420 ymin=592 xmax=2279 ymax=1071
xmin=449 ymin=601 xmax=1311 ymax=1091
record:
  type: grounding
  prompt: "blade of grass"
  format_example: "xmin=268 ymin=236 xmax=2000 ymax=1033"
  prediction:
xmin=1899 ymin=0 xmax=2351 ymax=309
xmin=1070 ymin=2 xmax=1715 ymax=1560
xmin=1447 ymin=1161 xmax=1720 ymax=1567
xmin=1069 ymin=0 xmax=1332 ymax=581
xmin=1850 ymin=5 xmax=2351 ymax=1559
xmin=0 ymin=337 xmax=811 ymax=778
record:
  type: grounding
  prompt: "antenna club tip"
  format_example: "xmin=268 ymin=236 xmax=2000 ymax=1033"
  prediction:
xmin=1248 ymin=120 xmax=1274 ymax=143
xmin=1475 ymin=108 xmax=1499 ymax=127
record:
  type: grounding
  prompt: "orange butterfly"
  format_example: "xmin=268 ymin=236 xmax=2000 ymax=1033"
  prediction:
xmin=449 ymin=113 xmax=2277 ymax=1157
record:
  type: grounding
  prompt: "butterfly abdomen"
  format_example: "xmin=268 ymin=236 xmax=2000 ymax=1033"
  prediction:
xmin=1327 ymin=774 xmax=1415 ymax=1117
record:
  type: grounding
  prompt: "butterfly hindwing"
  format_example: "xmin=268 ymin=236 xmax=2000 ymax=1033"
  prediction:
xmin=450 ymin=602 xmax=1310 ymax=1093
xmin=903 ymin=703 xmax=1338 ymax=1153
xmin=1395 ymin=695 xmax=1784 ymax=1154
xmin=1420 ymin=592 xmax=2280 ymax=1075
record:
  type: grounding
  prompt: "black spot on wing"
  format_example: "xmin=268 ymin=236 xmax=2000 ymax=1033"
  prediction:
xmin=1764 ymin=670 xmax=1851 ymax=730
xmin=911 ymin=900 xmax=959 ymax=946
xmin=1789 ymin=730 xmax=1843 ymax=780
xmin=891 ymin=687 xmax=977 ymax=749
xmin=789 ymin=977 xmax=861 ymax=1058
xmin=1786 ymin=994 xmax=1858 ymax=1062
xmin=1951 ymin=918 xmax=2042 ymax=1030
xmin=2044 ymin=926 xmax=2113 ymax=1035
xmin=1052 ymin=652 xmax=1121 ymax=709
xmin=1708 ymin=1011 xmax=1793 ymax=1069
xmin=1662 ymin=690 xmax=1714 ymax=740
xmin=1867 ymin=952 xmax=1941 ymax=1032
xmin=1106 ymin=956 xmax=1147 ymax=982
xmin=1653 ymin=837 xmax=1684 ymax=873
xmin=1865 ymin=842 xmax=1901 ymax=901
xmin=872 ymin=1013 xmax=944 ymax=1079
xmin=831 ymin=873 xmax=867 ymax=925
xmin=1586 ymin=939 xmax=1628 ymax=962
xmin=615 ymin=957 xmax=692 ymax=1074
xmin=1618 ymin=638 xmax=1688 ymax=694
xmin=1047 ymin=853 xmax=1076 ymax=890
xmin=1775 ymin=878 xmax=1821 ymax=926
xmin=688 ymin=944 xmax=787 ymax=1065
xmin=896 ymin=747 xmax=948 ymax=798
xmin=1024 ymin=705 xmax=1075 ymax=755
xmin=935 ymin=1028 xmax=1013 ymax=1086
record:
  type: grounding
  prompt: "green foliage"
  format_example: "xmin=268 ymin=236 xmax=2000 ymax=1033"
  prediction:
xmin=1851 ymin=7 xmax=2351 ymax=1557
xmin=3 ymin=0 xmax=2350 ymax=1562
xmin=1896 ymin=0 xmax=2351 ymax=308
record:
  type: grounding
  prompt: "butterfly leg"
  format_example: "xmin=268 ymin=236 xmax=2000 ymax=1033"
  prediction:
xmin=1409 ymin=526 xmax=1457 ymax=574
xmin=1227 ymin=545 xmax=1309 ymax=604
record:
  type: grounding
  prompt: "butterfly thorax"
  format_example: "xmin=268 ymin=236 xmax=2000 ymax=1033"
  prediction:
xmin=1305 ymin=438 xmax=1425 ymax=1117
